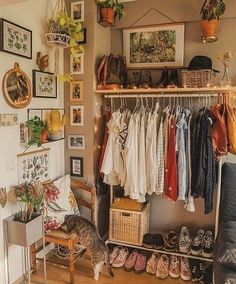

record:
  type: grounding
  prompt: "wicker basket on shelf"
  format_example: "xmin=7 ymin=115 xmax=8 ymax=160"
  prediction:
xmin=181 ymin=69 xmax=216 ymax=88
xmin=109 ymin=202 xmax=150 ymax=246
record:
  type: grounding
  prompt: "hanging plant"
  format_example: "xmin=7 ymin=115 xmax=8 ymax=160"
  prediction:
xmin=26 ymin=116 xmax=45 ymax=147
xmin=44 ymin=0 xmax=84 ymax=80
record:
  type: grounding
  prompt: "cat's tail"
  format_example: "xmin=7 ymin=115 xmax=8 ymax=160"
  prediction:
xmin=104 ymin=249 xmax=114 ymax=277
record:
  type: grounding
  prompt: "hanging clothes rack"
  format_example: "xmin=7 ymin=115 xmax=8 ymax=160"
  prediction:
xmin=104 ymin=93 xmax=219 ymax=99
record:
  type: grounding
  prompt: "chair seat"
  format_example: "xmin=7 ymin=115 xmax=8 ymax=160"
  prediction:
xmin=46 ymin=229 xmax=77 ymax=240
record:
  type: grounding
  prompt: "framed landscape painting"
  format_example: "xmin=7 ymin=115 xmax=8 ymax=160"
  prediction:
xmin=123 ymin=23 xmax=185 ymax=69
xmin=0 ymin=18 xmax=32 ymax=59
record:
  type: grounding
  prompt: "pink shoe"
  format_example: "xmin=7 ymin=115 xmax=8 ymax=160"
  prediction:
xmin=156 ymin=254 xmax=169 ymax=279
xmin=109 ymin=246 xmax=122 ymax=264
xmin=146 ymin=253 xmax=159 ymax=274
xmin=180 ymin=257 xmax=191 ymax=281
xmin=124 ymin=250 xmax=139 ymax=271
xmin=112 ymin=247 xmax=129 ymax=268
xmin=134 ymin=252 xmax=147 ymax=274
xmin=169 ymin=255 xmax=180 ymax=278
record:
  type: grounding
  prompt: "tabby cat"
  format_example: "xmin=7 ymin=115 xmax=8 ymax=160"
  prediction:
xmin=61 ymin=214 xmax=114 ymax=280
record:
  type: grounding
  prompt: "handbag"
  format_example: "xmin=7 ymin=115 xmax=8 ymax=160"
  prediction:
xmin=96 ymin=54 xmax=127 ymax=90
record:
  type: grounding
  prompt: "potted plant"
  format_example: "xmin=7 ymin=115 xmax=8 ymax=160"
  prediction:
xmin=97 ymin=0 xmax=125 ymax=27
xmin=45 ymin=110 xmax=66 ymax=141
xmin=26 ymin=116 xmax=45 ymax=147
xmin=45 ymin=7 xmax=84 ymax=55
xmin=5 ymin=182 xmax=44 ymax=246
xmin=200 ymin=0 xmax=226 ymax=43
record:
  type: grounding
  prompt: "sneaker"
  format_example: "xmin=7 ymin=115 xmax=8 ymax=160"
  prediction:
xmin=134 ymin=252 xmax=147 ymax=274
xmin=163 ymin=231 xmax=178 ymax=251
xmin=109 ymin=246 xmax=122 ymax=264
xmin=202 ymin=231 xmax=214 ymax=258
xmin=180 ymin=257 xmax=191 ymax=281
xmin=156 ymin=254 xmax=169 ymax=279
xmin=191 ymin=260 xmax=204 ymax=282
xmin=202 ymin=264 xmax=213 ymax=284
xmin=179 ymin=226 xmax=191 ymax=253
xmin=124 ymin=250 xmax=138 ymax=271
xmin=146 ymin=253 xmax=158 ymax=274
xmin=153 ymin=233 xmax=164 ymax=249
xmin=191 ymin=230 xmax=205 ymax=256
xmin=143 ymin=233 xmax=154 ymax=248
xmin=112 ymin=247 xmax=129 ymax=268
xmin=169 ymin=255 xmax=180 ymax=278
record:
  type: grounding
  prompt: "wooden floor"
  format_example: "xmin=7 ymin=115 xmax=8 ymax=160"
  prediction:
xmin=31 ymin=257 xmax=192 ymax=284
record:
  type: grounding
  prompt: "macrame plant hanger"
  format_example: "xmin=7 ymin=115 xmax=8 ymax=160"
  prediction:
xmin=129 ymin=7 xmax=175 ymax=27
xmin=44 ymin=0 xmax=71 ymax=74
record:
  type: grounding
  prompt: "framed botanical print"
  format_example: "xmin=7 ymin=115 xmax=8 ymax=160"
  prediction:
xmin=70 ymin=105 xmax=84 ymax=126
xmin=17 ymin=148 xmax=50 ymax=184
xmin=70 ymin=80 xmax=83 ymax=102
xmin=123 ymin=23 xmax=185 ymax=69
xmin=70 ymin=157 xmax=83 ymax=177
xmin=71 ymin=1 xmax=84 ymax=22
xmin=33 ymin=70 xmax=57 ymax=98
xmin=70 ymin=54 xmax=84 ymax=75
xmin=68 ymin=135 xmax=85 ymax=150
xmin=0 ymin=18 xmax=32 ymax=59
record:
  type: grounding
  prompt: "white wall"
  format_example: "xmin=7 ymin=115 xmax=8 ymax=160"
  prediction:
xmin=0 ymin=1 xmax=65 ymax=283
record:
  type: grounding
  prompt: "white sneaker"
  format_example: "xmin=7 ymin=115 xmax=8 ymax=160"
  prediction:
xmin=179 ymin=226 xmax=191 ymax=253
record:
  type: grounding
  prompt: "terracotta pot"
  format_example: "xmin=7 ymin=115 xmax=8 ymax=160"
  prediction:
xmin=200 ymin=19 xmax=219 ymax=38
xmin=100 ymin=7 xmax=116 ymax=26
xmin=41 ymin=128 xmax=48 ymax=143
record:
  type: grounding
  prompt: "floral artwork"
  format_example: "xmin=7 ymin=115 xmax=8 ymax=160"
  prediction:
xmin=123 ymin=24 xmax=185 ymax=68
xmin=17 ymin=148 xmax=50 ymax=184
xmin=0 ymin=19 xmax=32 ymax=59
xmin=33 ymin=70 xmax=57 ymax=98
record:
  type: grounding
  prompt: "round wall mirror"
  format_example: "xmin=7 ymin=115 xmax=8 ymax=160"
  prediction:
xmin=3 ymin=62 xmax=32 ymax=108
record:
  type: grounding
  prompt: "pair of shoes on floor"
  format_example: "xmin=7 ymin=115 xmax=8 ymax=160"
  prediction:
xmin=143 ymin=233 xmax=164 ymax=249
xmin=110 ymin=246 xmax=129 ymax=268
xmin=155 ymin=254 xmax=191 ymax=280
xmin=163 ymin=231 xmax=178 ymax=251
xmin=179 ymin=226 xmax=192 ymax=253
xmin=124 ymin=250 xmax=147 ymax=273
xmin=156 ymin=67 xmax=179 ymax=88
xmin=191 ymin=230 xmax=214 ymax=257
xmin=191 ymin=260 xmax=204 ymax=282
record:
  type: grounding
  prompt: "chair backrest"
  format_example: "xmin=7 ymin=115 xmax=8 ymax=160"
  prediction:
xmin=70 ymin=179 xmax=96 ymax=224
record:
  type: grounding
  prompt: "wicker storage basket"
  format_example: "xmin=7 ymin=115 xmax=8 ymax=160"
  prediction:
xmin=181 ymin=69 xmax=216 ymax=88
xmin=109 ymin=202 xmax=150 ymax=246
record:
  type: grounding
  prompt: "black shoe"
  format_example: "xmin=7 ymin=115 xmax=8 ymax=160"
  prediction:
xmin=202 ymin=264 xmax=213 ymax=284
xmin=202 ymin=231 xmax=214 ymax=258
xmin=191 ymin=260 xmax=204 ymax=282
xmin=163 ymin=231 xmax=178 ymax=251
xmin=153 ymin=233 xmax=164 ymax=249
xmin=156 ymin=67 xmax=169 ymax=88
xmin=166 ymin=68 xmax=179 ymax=88
xmin=143 ymin=233 xmax=154 ymax=248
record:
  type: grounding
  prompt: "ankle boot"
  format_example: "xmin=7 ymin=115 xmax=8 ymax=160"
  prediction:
xmin=128 ymin=71 xmax=142 ymax=89
xmin=166 ymin=69 xmax=179 ymax=88
xmin=156 ymin=67 xmax=169 ymax=88
xmin=141 ymin=70 xmax=153 ymax=89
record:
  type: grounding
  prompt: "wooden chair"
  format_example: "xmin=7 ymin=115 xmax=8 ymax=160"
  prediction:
xmin=31 ymin=179 xmax=96 ymax=284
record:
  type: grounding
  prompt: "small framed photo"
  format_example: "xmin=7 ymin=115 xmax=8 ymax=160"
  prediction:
xmin=70 ymin=54 xmax=84 ymax=75
xmin=71 ymin=1 xmax=84 ymax=22
xmin=33 ymin=70 xmax=57 ymax=98
xmin=0 ymin=18 xmax=32 ymax=59
xmin=70 ymin=80 xmax=83 ymax=102
xmin=70 ymin=105 xmax=84 ymax=126
xmin=79 ymin=28 xmax=87 ymax=44
xmin=68 ymin=135 xmax=85 ymax=150
xmin=70 ymin=157 xmax=83 ymax=177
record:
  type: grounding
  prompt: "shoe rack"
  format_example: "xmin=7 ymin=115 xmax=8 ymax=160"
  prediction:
xmin=96 ymin=87 xmax=235 ymax=266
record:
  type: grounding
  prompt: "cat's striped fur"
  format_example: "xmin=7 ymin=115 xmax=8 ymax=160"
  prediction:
xmin=61 ymin=214 xmax=114 ymax=280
